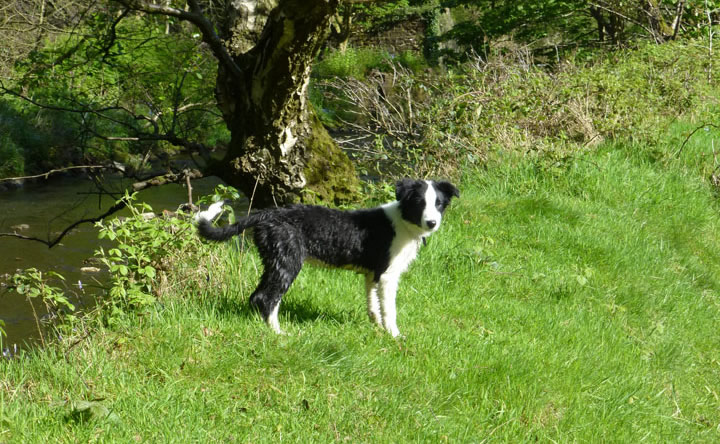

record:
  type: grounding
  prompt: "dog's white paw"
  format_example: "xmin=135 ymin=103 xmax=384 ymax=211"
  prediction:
xmin=387 ymin=326 xmax=402 ymax=338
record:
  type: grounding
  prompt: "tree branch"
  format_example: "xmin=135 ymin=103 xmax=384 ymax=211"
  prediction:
xmin=114 ymin=0 xmax=243 ymax=79
xmin=0 ymin=81 xmax=215 ymax=165
xmin=675 ymin=123 xmax=720 ymax=157
xmin=0 ymin=165 xmax=111 ymax=182
xmin=0 ymin=169 xmax=203 ymax=248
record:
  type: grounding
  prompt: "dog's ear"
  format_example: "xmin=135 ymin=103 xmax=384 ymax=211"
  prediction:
xmin=395 ymin=178 xmax=417 ymax=202
xmin=435 ymin=181 xmax=460 ymax=200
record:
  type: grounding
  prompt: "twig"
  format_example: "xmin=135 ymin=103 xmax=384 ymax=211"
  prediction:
xmin=186 ymin=174 xmax=193 ymax=205
xmin=0 ymin=165 xmax=109 ymax=183
xmin=675 ymin=123 xmax=720 ymax=157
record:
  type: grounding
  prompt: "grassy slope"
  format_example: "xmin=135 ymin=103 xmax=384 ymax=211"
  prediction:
xmin=2 ymin=129 xmax=720 ymax=442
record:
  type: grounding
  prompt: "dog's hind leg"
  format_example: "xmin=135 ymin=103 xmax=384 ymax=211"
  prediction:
xmin=365 ymin=274 xmax=382 ymax=327
xmin=249 ymin=268 xmax=299 ymax=335
xmin=249 ymin=226 xmax=304 ymax=334
xmin=250 ymin=272 xmax=294 ymax=334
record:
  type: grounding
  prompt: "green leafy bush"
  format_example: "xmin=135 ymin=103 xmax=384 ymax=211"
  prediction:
xmin=95 ymin=192 xmax=199 ymax=319
xmin=94 ymin=186 xmax=240 ymax=323
xmin=0 ymin=132 xmax=24 ymax=178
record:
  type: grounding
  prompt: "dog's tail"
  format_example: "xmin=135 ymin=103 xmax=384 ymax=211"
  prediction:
xmin=197 ymin=217 xmax=253 ymax=242
xmin=197 ymin=210 xmax=270 ymax=242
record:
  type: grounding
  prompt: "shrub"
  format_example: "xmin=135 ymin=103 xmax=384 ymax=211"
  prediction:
xmin=313 ymin=47 xmax=391 ymax=79
xmin=313 ymin=36 xmax=720 ymax=180
xmin=95 ymin=193 xmax=198 ymax=319
xmin=0 ymin=132 xmax=24 ymax=178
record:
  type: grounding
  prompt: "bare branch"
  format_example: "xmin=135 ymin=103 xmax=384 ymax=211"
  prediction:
xmin=0 ymin=169 xmax=203 ymax=248
xmin=0 ymin=165 xmax=110 ymax=182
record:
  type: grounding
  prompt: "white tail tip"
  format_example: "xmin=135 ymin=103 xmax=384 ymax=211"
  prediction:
xmin=194 ymin=200 xmax=226 ymax=223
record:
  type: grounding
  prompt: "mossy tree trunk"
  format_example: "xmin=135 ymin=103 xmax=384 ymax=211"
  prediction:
xmin=118 ymin=0 xmax=358 ymax=207
xmin=211 ymin=0 xmax=358 ymax=206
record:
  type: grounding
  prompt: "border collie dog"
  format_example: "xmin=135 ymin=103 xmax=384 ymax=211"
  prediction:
xmin=196 ymin=179 xmax=459 ymax=337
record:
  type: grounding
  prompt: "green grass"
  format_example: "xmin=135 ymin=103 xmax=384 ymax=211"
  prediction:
xmin=2 ymin=133 xmax=720 ymax=442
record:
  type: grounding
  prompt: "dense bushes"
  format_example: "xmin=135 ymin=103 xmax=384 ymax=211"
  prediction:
xmin=311 ymin=37 xmax=720 ymax=180
xmin=0 ymin=16 xmax=227 ymax=180
xmin=0 ymin=100 xmax=84 ymax=177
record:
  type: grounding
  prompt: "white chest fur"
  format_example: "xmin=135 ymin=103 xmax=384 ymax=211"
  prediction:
xmin=381 ymin=201 xmax=425 ymax=278
xmin=386 ymin=235 xmax=420 ymax=277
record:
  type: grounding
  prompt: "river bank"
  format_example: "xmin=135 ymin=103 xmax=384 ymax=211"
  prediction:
xmin=0 ymin=174 xmax=223 ymax=348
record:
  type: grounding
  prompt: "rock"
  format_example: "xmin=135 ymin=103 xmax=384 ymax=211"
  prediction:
xmin=80 ymin=267 xmax=101 ymax=273
xmin=83 ymin=257 xmax=103 ymax=266
xmin=0 ymin=179 xmax=25 ymax=191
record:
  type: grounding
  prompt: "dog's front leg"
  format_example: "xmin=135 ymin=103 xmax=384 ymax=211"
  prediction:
xmin=378 ymin=274 xmax=401 ymax=338
xmin=365 ymin=274 xmax=382 ymax=326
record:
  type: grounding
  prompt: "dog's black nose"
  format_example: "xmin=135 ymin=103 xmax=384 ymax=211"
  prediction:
xmin=426 ymin=220 xmax=437 ymax=229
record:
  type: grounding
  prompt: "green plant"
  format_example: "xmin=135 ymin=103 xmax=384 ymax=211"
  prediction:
xmin=313 ymin=47 xmax=390 ymax=79
xmin=95 ymin=192 xmax=197 ymax=320
xmin=0 ymin=132 xmax=24 ymax=178
xmin=10 ymin=268 xmax=75 ymax=345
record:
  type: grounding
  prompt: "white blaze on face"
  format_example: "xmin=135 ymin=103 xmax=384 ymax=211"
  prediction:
xmin=421 ymin=180 xmax=441 ymax=232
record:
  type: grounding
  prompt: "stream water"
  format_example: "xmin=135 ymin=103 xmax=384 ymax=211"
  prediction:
xmin=0 ymin=175 xmax=223 ymax=351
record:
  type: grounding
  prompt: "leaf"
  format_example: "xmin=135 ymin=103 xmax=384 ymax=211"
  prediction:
xmin=63 ymin=400 xmax=121 ymax=424
xmin=48 ymin=271 xmax=66 ymax=281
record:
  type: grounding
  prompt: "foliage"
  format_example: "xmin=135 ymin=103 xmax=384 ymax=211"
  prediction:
xmin=95 ymin=192 xmax=198 ymax=320
xmin=443 ymin=0 xmax=590 ymax=51
xmin=312 ymin=35 xmax=720 ymax=181
xmin=0 ymin=99 xmax=80 ymax=177
xmin=11 ymin=268 xmax=75 ymax=315
xmin=94 ymin=185 xmax=242 ymax=323
xmin=3 ymin=10 xmax=226 ymax=176
xmin=9 ymin=269 xmax=76 ymax=340
xmin=432 ymin=0 xmax=720 ymax=61
xmin=0 ymin=131 xmax=24 ymax=178
xmin=314 ymin=47 xmax=392 ymax=79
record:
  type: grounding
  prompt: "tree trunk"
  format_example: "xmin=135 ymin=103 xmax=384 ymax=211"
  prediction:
xmin=212 ymin=0 xmax=358 ymax=207
xmin=589 ymin=6 xmax=607 ymax=42
xmin=644 ymin=0 xmax=675 ymax=42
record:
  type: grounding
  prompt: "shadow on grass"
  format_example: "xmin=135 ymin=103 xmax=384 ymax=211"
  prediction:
xmin=202 ymin=291 xmax=356 ymax=326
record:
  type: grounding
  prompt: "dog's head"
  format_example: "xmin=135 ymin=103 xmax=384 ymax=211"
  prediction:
xmin=396 ymin=179 xmax=460 ymax=234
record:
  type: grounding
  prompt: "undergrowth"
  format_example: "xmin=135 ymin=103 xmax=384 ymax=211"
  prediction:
xmin=311 ymin=37 xmax=720 ymax=181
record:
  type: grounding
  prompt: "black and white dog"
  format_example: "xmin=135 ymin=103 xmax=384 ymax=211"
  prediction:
xmin=196 ymin=179 xmax=459 ymax=337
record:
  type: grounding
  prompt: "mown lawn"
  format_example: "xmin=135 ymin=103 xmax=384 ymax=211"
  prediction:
xmin=2 ymin=135 xmax=720 ymax=442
